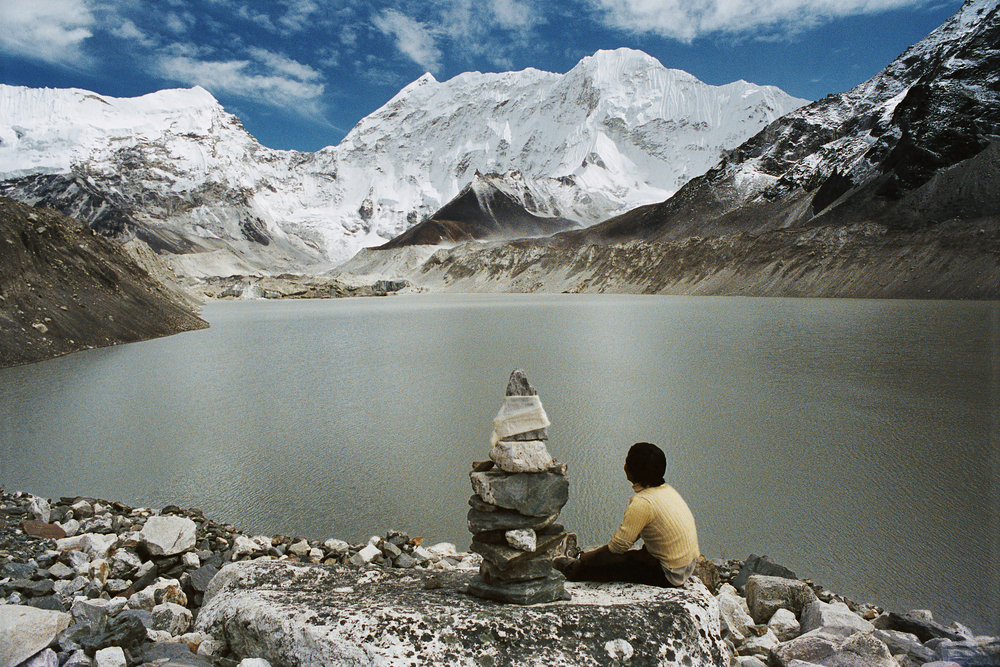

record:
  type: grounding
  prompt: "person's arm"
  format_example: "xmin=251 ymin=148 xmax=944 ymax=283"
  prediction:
xmin=608 ymin=496 xmax=652 ymax=554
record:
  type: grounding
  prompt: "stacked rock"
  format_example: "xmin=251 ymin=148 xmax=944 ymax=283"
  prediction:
xmin=466 ymin=370 xmax=572 ymax=605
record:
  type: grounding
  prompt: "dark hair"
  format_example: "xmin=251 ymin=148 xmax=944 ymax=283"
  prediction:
xmin=625 ymin=442 xmax=666 ymax=487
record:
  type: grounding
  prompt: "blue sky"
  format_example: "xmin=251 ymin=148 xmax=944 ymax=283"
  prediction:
xmin=1 ymin=0 xmax=962 ymax=153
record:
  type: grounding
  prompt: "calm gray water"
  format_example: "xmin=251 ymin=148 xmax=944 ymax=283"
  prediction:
xmin=1 ymin=294 xmax=997 ymax=633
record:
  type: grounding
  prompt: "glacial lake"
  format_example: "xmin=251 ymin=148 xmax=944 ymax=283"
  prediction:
xmin=1 ymin=293 xmax=997 ymax=634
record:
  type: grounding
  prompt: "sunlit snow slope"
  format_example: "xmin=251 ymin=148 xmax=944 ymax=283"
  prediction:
xmin=0 ymin=49 xmax=807 ymax=272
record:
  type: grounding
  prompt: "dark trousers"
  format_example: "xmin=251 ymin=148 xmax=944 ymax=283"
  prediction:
xmin=567 ymin=546 xmax=673 ymax=587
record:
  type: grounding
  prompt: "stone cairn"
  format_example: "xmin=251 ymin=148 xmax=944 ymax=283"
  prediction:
xmin=466 ymin=369 xmax=573 ymax=604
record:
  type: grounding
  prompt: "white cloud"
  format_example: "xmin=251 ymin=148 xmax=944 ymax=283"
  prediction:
xmin=589 ymin=0 xmax=933 ymax=42
xmin=278 ymin=0 xmax=319 ymax=33
xmin=111 ymin=19 xmax=158 ymax=47
xmin=488 ymin=0 xmax=544 ymax=30
xmin=155 ymin=48 xmax=326 ymax=117
xmin=0 ymin=0 xmax=95 ymax=67
xmin=373 ymin=9 xmax=443 ymax=74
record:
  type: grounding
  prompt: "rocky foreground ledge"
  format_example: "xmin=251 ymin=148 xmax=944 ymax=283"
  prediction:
xmin=2 ymin=490 xmax=998 ymax=667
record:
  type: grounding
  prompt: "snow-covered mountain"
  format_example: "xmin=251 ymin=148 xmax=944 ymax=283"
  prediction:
xmin=577 ymin=0 xmax=1000 ymax=244
xmin=0 ymin=48 xmax=807 ymax=275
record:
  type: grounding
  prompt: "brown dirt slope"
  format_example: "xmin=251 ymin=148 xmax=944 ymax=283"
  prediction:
xmin=0 ymin=197 xmax=208 ymax=368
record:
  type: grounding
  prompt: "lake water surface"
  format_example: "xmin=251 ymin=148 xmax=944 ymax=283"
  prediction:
xmin=1 ymin=294 xmax=997 ymax=634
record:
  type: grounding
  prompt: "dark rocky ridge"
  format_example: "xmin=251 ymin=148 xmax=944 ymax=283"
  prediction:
xmin=0 ymin=197 xmax=208 ymax=368
xmin=379 ymin=173 xmax=579 ymax=249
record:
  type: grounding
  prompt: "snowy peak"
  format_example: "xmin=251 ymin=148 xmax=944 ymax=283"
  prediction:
xmin=0 ymin=48 xmax=808 ymax=272
xmin=582 ymin=0 xmax=1000 ymax=243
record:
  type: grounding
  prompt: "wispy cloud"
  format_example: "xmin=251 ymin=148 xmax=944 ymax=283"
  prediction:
xmin=373 ymin=9 xmax=443 ymax=74
xmin=587 ymin=0 xmax=935 ymax=42
xmin=155 ymin=47 xmax=326 ymax=118
xmin=0 ymin=0 xmax=95 ymax=68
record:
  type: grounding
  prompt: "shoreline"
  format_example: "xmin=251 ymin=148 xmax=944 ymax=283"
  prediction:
xmin=2 ymin=489 xmax=997 ymax=667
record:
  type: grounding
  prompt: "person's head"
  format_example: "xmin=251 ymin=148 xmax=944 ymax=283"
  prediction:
xmin=624 ymin=442 xmax=666 ymax=488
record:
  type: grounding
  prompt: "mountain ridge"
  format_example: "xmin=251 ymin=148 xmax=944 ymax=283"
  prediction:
xmin=0 ymin=49 xmax=807 ymax=274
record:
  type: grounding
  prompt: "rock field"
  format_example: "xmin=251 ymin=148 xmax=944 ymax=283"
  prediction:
xmin=1 ymin=489 xmax=997 ymax=667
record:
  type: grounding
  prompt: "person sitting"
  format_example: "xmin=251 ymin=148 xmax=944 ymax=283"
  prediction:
xmin=558 ymin=441 xmax=699 ymax=587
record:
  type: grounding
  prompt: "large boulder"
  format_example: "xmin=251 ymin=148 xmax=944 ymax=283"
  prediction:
xmin=800 ymin=600 xmax=875 ymax=637
xmin=140 ymin=515 xmax=197 ymax=556
xmin=744 ymin=575 xmax=817 ymax=624
xmin=0 ymin=606 xmax=72 ymax=667
xmin=196 ymin=559 xmax=731 ymax=667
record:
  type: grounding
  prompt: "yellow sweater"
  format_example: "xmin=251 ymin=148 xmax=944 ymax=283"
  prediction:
xmin=608 ymin=483 xmax=700 ymax=570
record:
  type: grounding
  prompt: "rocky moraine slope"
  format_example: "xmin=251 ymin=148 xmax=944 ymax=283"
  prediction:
xmin=0 ymin=198 xmax=207 ymax=368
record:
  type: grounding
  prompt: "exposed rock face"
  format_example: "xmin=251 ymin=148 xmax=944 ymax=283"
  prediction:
xmin=0 ymin=606 xmax=71 ymax=667
xmin=0 ymin=197 xmax=208 ymax=368
xmin=196 ymin=559 xmax=731 ymax=667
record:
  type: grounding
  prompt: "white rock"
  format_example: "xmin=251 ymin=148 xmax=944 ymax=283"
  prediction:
xmin=718 ymin=588 xmax=755 ymax=642
xmin=308 ymin=548 xmax=324 ymax=563
xmin=20 ymin=648 xmax=59 ymax=667
xmin=741 ymin=628 xmax=780 ymax=657
xmin=489 ymin=440 xmax=555 ymax=473
xmin=56 ymin=533 xmax=118 ymax=560
xmin=59 ymin=518 xmax=81 ymax=537
xmin=288 ymin=541 xmax=311 ymax=558
xmin=237 ymin=660 xmax=272 ymax=667
xmin=505 ymin=529 xmax=537 ymax=552
xmin=324 ymin=539 xmax=350 ymax=554
xmin=768 ymin=607 xmax=801 ymax=641
xmin=28 ymin=495 xmax=51 ymax=523
xmin=183 ymin=552 xmax=201 ymax=568
xmin=146 ymin=629 xmax=174 ymax=642
xmin=426 ymin=543 xmax=458 ymax=558
xmin=128 ymin=578 xmax=187 ymax=611
xmin=232 ymin=535 xmax=261 ymax=558
xmin=0 ymin=606 xmax=72 ymax=667
xmin=412 ymin=546 xmax=434 ymax=564
xmin=800 ymin=600 xmax=875 ymax=637
xmin=356 ymin=544 xmax=381 ymax=563
xmin=94 ymin=646 xmax=127 ymax=667
xmin=152 ymin=602 xmax=193 ymax=636
xmin=197 ymin=639 xmax=227 ymax=658
xmin=140 ymin=516 xmax=197 ymax=556
xmin=604 ymin=638 xmax=634 ymax=661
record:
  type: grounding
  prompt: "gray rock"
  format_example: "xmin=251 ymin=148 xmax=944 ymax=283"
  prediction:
xmin=190 ymin=565 xmax=220 ymax=593
xmin=469 ymin=470 xmax=569 ymax=517
xmin=0 ymin=605 xmax=72 ymax=667
xmin=745 ymin=575 xmax=818 ymax=624
xmin=480 ymin=555 xmax=556 ymax=584
xmin=771 ymin=631 xmax=842 ymax=667
xmin=467 ymin=571 xmax=568 ymax=605
xmin=505 ymin=369 xmax=536 ymax=396
xmin=61 ymin=650 xmax=93 ymax=667
xmin=769 ymin=607 xmax=802 ymax=641
xmin=152 ymin=602 xmax=193 ymax=636
xmin=141 ymin=642 xmax=214 ymax=667
xmin=733 ymin=554 xmax=798 ymax=593
xmin=875 ymin=628 xmax=936 ymax=663
xmin=828 ymin=632 xmax=896 ymax=667
xmin=467 ymin=506 xmax=556 ymax=534
xmin=394 ymin=553 xmax=417 ymax=569
xmin=28 ymin=496 xmax=51 ymax=524
xmin=56 ymin=533 xmax=117 ymax=560
xmin=19 ymin=648 xmax=59 ymax=667
xmin=934 ymin=639 xmax=1000 ymax=666
xmin=197 ymin=559 xmax=731 ymax=667
xmin=48 ymin=562 xmax=74 ymax=580
xmin=470 ymin=532 xmax=566 ymax=568
xmin=718 ymin=587 xmax=755 ymax=642
xmin=140 ymin=515 xmax=197 ymax=556
xmin=800 ymin=600 xmax=875 ymax=637
xmin=885 ymin=611 xmax=967 ymax=643
xmin=71 ymin=598 xmax=109 ymax=632
xmin=740 ymin=628 xmax=780 ymax=657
